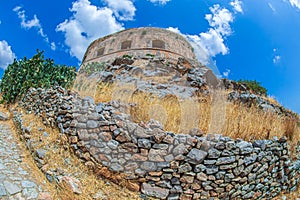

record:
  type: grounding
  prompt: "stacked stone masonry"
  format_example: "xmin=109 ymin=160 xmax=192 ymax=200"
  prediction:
xmin=21 ymin=86 xmax=300 ymax=199
xmin=82 ymin=27 xmax=196 ymax=65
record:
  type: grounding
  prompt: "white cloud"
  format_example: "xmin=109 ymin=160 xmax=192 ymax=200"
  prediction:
xmin=102 ymin=0 xmax=136 ymax=20
xmin=56 ymin=0 xmax=126 ymax=61
xmin=268 ymin=2 xmax=277 ymax=13
xmin=51 ymin=42 xmax=56 ymax=51
xmin=0 ymin=40 xmax=16 ymax=69
xmin=14 ymin=6 xmax=41 ymax=30
xmin=166 ymin=28 xmax=220 ymax=75
xmin=273 ymin=55 xmax=281 ymax=64
xmin=198 ymin=29 xmax=229 ymax=56
xmin=195 ymin=4 xmax=234 ymax=60
xmin=186 ymin=35 xmax=211 ymax=65
xmin=223 ymin=69 xmax=231 ymax=78
xmin=13 ymin=6 xmax=53 ymax=47
xmin=205 ymin=4 xmax=234 ymax=37
xmin=166 ymin=27 xmax=181 ymax=34
xmin=22 ymin=15 xmax=40 ymax=29
xmin=230 ymin=0 xmax=243 ymax=13
xmin=167 ymin=27 xmax=211 ymax=66
xmin=148 ymin=0 xmax=171 ymax=5
xmin=273 ymin=48 xmax=281 ymax=64
xmin=168 ymin=4 xmax=235 ymax=66
xmin=289 ymin=0 xmax=300 ymax=9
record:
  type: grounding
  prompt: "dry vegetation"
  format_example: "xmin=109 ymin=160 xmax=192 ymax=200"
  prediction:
xmin=13 ymin=107 xmax=140 ymax=200
xmin=0 ymin=105 xmax=57 ymax=198
xmin=88 ymin=82 xmax=300 ymax=146
xmin=73 ymin=74 xmax=100 ymax=99
xmin=0 ymin=79 xmax=298 ymax=199
xmin=81 ymin=81 xmax=300 ymax=199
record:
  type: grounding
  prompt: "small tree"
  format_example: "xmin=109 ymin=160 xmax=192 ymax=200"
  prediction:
xmin=0 ymin=50 xmax=76 ymax=104
xmin=237 ymin=79 xmax=268 ymax=96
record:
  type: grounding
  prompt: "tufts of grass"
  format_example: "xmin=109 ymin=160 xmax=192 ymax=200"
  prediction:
xmin=73 ymin=74 xmax=100 ymax=99
xmin=0 ymin=104 xmax=57 ymax=199
xmin=90 ymin=82 xmax=299 ymax=143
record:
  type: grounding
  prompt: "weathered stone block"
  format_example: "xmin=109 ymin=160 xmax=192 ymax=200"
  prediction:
xmin=194 ymin=164 xmax=206 ymax=173
xmin=196 ymin=172 xmax=208 ymax=181
xmin=215 ymin=156 xmax=236 ymax=165
xmin=163 ymin=134 xmax=174 ymax=144
xmin=110 ymin=162 xmax=124 ymax=172
xmin=178 ymin=163 xmax=192 ymax=173
xmin=236 ymin=141 xmax=253 ymax=155
xmin=141 ymin=183 xmax=169 ymax=199
xmin=138 ymin=139 xmax=152 ymax=149
xmin=206 ymin=166 xmax=218 ymax=175
xmin=148 ymin=149 xmax=167 ymax=162
xmin=107 ymin=140 xmax=119 ymax=150
xmin=172 ymin=143 xmax=188 ymax=156
xmin=141 ymin=162 xmax=157 ymax=171
xmin=115 ymin=131 xmax=131 ymax=142
xmin=153 ymin=129 xmax=166 ymax=143
xmin=187 ymin=148 xmax=207 ymax=164
xmin=99 ymin=132 xmax=112 ymax=142
xmin=120 ymin=143 xmax=138 ymax=153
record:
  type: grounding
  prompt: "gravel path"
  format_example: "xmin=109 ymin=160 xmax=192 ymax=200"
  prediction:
xmin=0 ymin=122 xmax=49 ymax=200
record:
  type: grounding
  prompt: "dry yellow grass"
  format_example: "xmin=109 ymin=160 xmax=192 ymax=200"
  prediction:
xmin=74 ymin=80 xmax=300 ymax=199
xmin=73 ymin=74 xmax=100 ymax=99
xmin=263 ymin=95 xmax=282 ymax=107
xmin=17 ymin=108 xmax=140 ymax=200
xmin=91 ymin=82 xmax=299 ymax=143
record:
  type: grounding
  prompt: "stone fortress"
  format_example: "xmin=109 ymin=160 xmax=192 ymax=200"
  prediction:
xmin=82 ymin=27 xmax=196 ymax=65
xmin=78 ymin=27 xmax=221 ymax=100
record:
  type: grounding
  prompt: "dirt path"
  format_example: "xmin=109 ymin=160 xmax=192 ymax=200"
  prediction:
xmin=0 ymin=110 xmax=53 ymax=200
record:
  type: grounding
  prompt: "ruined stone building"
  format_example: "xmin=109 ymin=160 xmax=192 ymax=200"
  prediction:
xmin=82 ymin=27 xmax=196 ymax=65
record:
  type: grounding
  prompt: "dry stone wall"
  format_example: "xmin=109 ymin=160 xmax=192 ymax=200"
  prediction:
xmin=21 ymin=86 xmax=300 ymax=199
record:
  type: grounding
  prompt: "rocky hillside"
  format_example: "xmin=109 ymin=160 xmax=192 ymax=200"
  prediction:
xmin=74 ymin=55 xmax=299 ymax=134
xmin=1 ymin=51 xmax=299 ymax=200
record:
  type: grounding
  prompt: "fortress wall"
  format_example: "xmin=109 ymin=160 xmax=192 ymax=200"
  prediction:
xmin=83 ymin=48 xmax=186 ymax=65
xmin=82 ymin=28 xmax=196 ymax=65
xmin=20 ymin=86 xmax=300 ymax=200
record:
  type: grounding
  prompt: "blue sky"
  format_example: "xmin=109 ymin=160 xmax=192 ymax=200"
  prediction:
xmin=0 ymin=0 xmax=300 ymax=114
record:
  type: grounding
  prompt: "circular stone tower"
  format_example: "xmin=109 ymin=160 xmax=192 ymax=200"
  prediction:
xmin=81 ymin=27 xmax=197 ymax=65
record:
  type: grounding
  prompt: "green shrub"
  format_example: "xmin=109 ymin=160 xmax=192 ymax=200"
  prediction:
xmin=142 ymin=30 xmax=147 ymax=35
xmin=145 ymin=53 xmax=155 ymax=57
xmin=0 ymin=50 xmax=76 ymax=104
xmin=122 ymin=54 xmax=133 ymax=59
xmin=237 ymin=79 xmax=268 ymax=96
xmin=79 ymin=62 xmax=106 ymax=76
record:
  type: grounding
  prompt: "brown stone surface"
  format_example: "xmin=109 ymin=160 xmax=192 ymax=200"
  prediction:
xmin=60 ymin=176 xmax=82 ymax=194
xmin=127 ymin=181 xmax=140 ymax=192
xmin=82 ymin=27 xmax=196 ymax=65
xmin=141 ymin=183 xmax=169 ymax=199
xmin=38 ymin=192 xmax=52 ymax=200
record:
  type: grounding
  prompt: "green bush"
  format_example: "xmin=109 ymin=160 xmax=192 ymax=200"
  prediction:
xmin=145 ymin=53 xmax=155 ymax=57
xmin=237 ymin=79 xmax=268 ymax=96
xmin=122 ymin=54 xmax=133 ymax=59
xmin=0 ymin=50 xmax=76 ymax=104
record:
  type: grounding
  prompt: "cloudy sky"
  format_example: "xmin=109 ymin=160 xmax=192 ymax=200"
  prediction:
xmin=0 ymin=0 xmax=300 ymax=113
